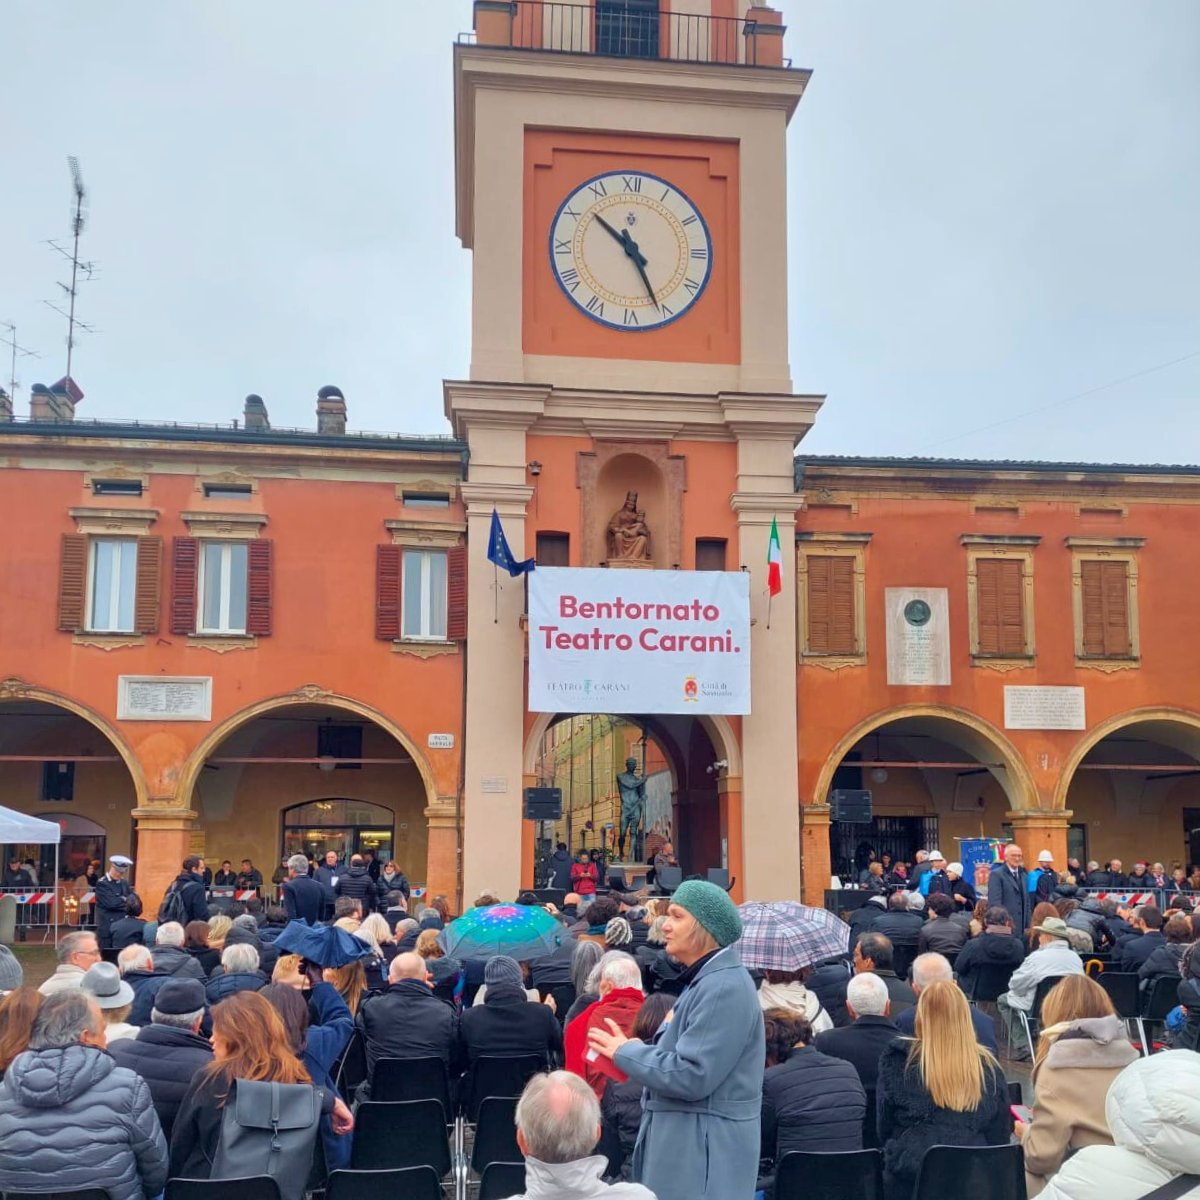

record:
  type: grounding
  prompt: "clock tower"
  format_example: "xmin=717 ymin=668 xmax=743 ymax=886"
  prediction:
xmin=446 ymin=1 xmax=822 ymax=905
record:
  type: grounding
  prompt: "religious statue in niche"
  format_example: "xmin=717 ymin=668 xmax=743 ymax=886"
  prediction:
xmin=606 ymin=491 xmax=652 ymax=563
xmin=615 ymin=756 xmax=647 ymax=862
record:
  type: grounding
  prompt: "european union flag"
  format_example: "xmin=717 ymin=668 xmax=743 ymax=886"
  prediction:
xmin=487 ymin=508 xmax=535 ymax=577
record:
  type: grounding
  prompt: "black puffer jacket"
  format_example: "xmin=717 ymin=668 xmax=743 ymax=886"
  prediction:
xmin=953 ymin=929 xmax=1025 ymax=997
xmin=1139 ymin=941 xmax=1186 ymax=985
xmin=877 ymin=1039 xmax=1011 ymax=1200
xmin=0 ymin=1044 xmax=168 ymax=1200
xmin=356 ymin=979 xmax=462 ymax=1092
xmin=204 ymin=970 xmax=267 ymax=1005
xmin=334 ymin=865 xmax=385 ymax=915
xmin=871 ymin=910 xmax=924 ymax=947
xmin=761 ymin=1045 xmax=865 ymax=1164
xmin=109 ymin=1024 xmax=214 ymax=1137
xmin=600 ymin=1076 xmax=643 ymax=1180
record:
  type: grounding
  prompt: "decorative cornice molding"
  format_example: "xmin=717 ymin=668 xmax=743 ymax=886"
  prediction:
xmin=960 ymin=533 xmax=1042 ymax=547
xmin=460 ymin=481 xmax=535 ymax=517
xmin=1064 ymin=536 xmax=1146 ymax=549
xmin=730 ymin=492 xmax=805 ymax=515
xmin=796 ymin=531 xmax=873 ymax=545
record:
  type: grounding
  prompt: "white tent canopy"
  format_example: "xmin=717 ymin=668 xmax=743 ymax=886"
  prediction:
xmin=0 ymin=806 xmax=61 ymax=845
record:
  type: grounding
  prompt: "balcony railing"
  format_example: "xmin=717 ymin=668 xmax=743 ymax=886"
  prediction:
xmin=468 ymin=1 xmax=788 ymax=68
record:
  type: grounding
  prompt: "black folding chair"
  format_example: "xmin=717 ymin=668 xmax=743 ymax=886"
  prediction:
xmin=350 ymin=1100 xmax=453 ymax=1177
xmin=774 ymin=1148 xmax=883 ymax=1200
xmin=891 ymin=943 xmax=918 ymax=983
xmin=912 ymin=1143 xmax=1026 ymax=1200
xmin=326 ymin=1167 xmax=441 ymax=1200
xmin=471 ymin=1096 xmax=523 ymax=1176
xmin=4 ymin=1191 xmax=113 ymax=1200
xmin=166 ymin=1181 xmax=280 ymax=1200
xmin=1096 ymin=971 xmax=1141 ymax=1034
xmin=963 ymin=961 xmax=1017 ymax=1003
xmin=606 ymin=866 xmax=628 ymax=891
xmin=478 ymin=1163 xmax=526 ymax=1200
xmin=1137 ymin=974 xmax=1183 ymax=1053
xmin=706 ymin=868 xmax=736 ymax=893
xmin=1017 ymin=975 xmax=1068 ymax=1055
xmin=334 ymin=1028 xmax=369 ymax=1098
xmin=464 ymin=1055 xmax=546 ymax=1121
xmin=371 ymin=1056 xmax=454 ymax=1118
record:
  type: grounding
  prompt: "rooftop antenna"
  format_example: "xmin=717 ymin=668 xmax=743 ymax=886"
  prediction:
xmin=44 ymin=156 xmax=98 ymax=381
xmin=1 ymin=322 xmax=40 ymax=401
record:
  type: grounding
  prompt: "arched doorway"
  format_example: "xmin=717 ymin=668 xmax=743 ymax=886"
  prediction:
xmin=815 ymin=706 xmax=1037 ymax=881
xmin=1058 ymin=709 xmax=1200 ymax=871
xmin=184 ymin=701 xmax=434 ymax=890
xmin=0 ymin=694 xmax=141 ymax=883
xmin=527 ymin=711 xmax=731 ymax=883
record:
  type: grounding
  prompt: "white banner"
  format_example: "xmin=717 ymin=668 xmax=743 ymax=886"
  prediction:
xmin=528 ymin=567 xmax=751 ymax=714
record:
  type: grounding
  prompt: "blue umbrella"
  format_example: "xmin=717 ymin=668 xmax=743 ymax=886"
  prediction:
xmin=272 ymin=919 xmax=373 ymax=967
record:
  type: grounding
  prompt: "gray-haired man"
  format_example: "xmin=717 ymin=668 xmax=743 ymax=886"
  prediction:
xmin=281 ymin=852 xmax=325 ymax=924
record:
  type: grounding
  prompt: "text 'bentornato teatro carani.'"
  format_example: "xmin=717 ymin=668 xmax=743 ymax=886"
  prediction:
xmin=4 ymin=2 xmax=1200 ymax=913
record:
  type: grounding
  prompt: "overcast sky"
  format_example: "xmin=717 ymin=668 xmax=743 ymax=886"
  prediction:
xmin=3 ymin=1 xmax=1197 ymax=462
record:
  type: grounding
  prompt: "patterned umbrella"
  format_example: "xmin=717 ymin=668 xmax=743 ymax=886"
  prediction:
xmin=735 ymin=901 xmax=851 ymax=972
xmin=440 ymin=903 xmax=565 ymax=962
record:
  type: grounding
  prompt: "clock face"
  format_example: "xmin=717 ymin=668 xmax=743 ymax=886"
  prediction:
xmin=548 ymin=170 xmax=713 ymax=331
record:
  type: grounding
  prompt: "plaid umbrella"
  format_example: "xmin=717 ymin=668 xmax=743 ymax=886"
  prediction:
xmin=440 ymin=903 xmax=564 ymax=962
xmin=735 ymin=901 xmax=851 ymax=972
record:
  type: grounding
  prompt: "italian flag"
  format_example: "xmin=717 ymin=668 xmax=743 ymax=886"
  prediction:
xmin=767 ymin=516 xmax=783 ymax=597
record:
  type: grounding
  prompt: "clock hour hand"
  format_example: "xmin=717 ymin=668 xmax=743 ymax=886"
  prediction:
xmin=618 ymin=229 xmax=657 ymax=310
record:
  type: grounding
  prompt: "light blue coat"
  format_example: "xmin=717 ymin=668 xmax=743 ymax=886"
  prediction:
xmin=614 ymin=945 xmax=764 ymax=1200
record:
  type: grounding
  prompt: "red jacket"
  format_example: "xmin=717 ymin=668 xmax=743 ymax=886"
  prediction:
xmin=565 ymin=987 xmax=645 ymax=1098
xmin=571 ymin=862 xmax=598 ymax=896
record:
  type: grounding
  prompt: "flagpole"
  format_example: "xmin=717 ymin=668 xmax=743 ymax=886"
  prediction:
xmin=494 ymin=558 xmax=499 ymax=624
xmin=766 ymin=587 xmax=772 ymax=631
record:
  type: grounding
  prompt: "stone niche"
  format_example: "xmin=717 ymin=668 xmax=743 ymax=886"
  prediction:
xmin=578 ymin=441 xmax=686 ymax=569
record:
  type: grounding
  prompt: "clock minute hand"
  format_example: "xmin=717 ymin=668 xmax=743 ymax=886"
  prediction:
xmin=620 ymin=228 xmax=658 ymax=310
xmin=592 ymin=212 xmax=628 ymax=248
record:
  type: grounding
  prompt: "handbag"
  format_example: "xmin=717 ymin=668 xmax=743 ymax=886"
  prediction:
xmin=211 ymin=1079 xmax=323 ymax=1200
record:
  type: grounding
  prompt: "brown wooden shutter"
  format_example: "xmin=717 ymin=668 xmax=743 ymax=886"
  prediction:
xmin=375 ymin=545 xmax=402 ymax=640
xmin=807 ymin=555 xmax=855 ymax=654
xmin=57 ymin=533 xmax=87 ymax=632
xmin=245 ymin=539 xmax=273 ymax=636
xmin=447 ymin=544 xmax=468 ymax=642
xmin=976 ymin=558 xmax=1024 ymax=655
xmin=170 ymin=536 xmax=199 ymax=635
xmin=695 ymin=538 xmax=727 ymax=572
xmin=1082 ymin=560 xmax=1130 ymax=657
xmin=133 ymin=536 xmax=162 ymax=634
xmin=829 ymin=556 xmax=856 ymax=654
xmin=535 ymin=532 xmax=570 ymax=567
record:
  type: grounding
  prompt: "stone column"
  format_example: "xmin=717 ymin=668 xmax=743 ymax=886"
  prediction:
xmin=717 ymin=774 xmax=744 ymax=903
xmin=424 ymin=800 xmax=460 ymax=911
xmin=132 ymin=808 xmax=196 ymax=911
xmin=800 ymin=802 xmax=833 ymax=907
xmin=1006 ymin=810 xmax=1073 ymax=870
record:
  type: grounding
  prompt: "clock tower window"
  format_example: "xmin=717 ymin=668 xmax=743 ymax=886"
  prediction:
xmin=596 ymin=0 xmax=659 ymax=60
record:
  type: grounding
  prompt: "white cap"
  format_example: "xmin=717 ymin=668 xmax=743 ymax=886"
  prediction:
xmin=928 ymin=849 xmax=945 ymax=861
xmin=947 ymin=862 xmax=964 ymax=875
xmin=1038 ymin=850 xmax=1054 ymax=863
xmin=110 ymin=855 xmax=134 ymax=868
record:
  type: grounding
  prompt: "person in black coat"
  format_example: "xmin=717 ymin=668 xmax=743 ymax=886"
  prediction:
xmin=93 ymin=857 xmax=132 ymax=948
xmin=280 ymin=855 xmax=325 ymax=925
xmin=814 ymin=971 xmax=900 ymax=1093
xmin=355 ymin=951 xmax=462 ymax=1096
xmin=234 ymin=859 xmax=263 ymax=890
xmin=837 ymin=934 xmax=914 ymax=1020
xmin=759 ymin=1008 xmax=865 ymax=1195
xmin=547 ymin=843 xmax=574 ymax=891
xmin=945 ymin=862 xmax=978 ymax=910
xmin=461 ymin=955 xmax=562 ymax=1069
xmin=849 ymin=895 xmax=887 ymax=950
xmin=871 ymin=892 xmax=924 ymax=949
xmin=203 ymin=943 xmax=268 ymax=1005
xmin=918 ymin=893 xmax=969 ymax=957
xmin=876 ymin=981 xmax=1010 ymax=1200
xmin=212 ymin=861 xmax=236 ymax=887
xmin=119 ymin=945 xmax=174 ymax=1026
xmin=1094 ymin=859 xmax=1128 ymax=889
xmin=1138 ymin=915 xmax=1191 ymax=994
xmin=158 ymin=859 xmax=209 ymax=926
xmin=109 ymin=978 xmax=213 ymax=1137
xmin=987 ymin=845 xmax=1033 ymax=931
xmin=1066 ymin=897 xmax=1114 ymax=949
xmin=109 ymin=894 xmax=148 ymax=952
xmin=953 ymin=907 xmax=1025 ymax=998
xmin=334 ymin=855 xmax=384 ymax=915
xmin=1117 ymin=906 xmax=1167 ymax=972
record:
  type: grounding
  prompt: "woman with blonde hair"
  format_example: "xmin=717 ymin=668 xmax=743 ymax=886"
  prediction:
xmin=1018 ymin=975 xmax=1138 ymax=1196
xmin=415 ymin=927 xmax=443 ymax=960
xmin=877 ymin=980 xmax=1010 ymax=1200
xmin=205 ymin=913 xmax=233 ymax=953
xmin=325 ymin=960 xmax=367 ymax=1017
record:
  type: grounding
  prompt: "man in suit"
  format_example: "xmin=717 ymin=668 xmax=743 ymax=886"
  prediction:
xmin=988 ymin=843 xmax=1033 ymax=931
xmin=814 ymin=971 xmax=899 ymax=1093
xmin=1116 ymin=906 xmax=1166 ymax=972
xmin=894 ymin=953 xmax=998 ymax=1053
xmin=280 ymin=853 xmax=325 ymax=925
xmin=845 ymin=932 xmax=914 ymax=1017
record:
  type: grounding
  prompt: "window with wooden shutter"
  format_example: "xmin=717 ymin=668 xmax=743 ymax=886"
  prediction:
xmin=58 ymin=533 xmax=87 ymax=632
xmin=806 ymin=554 xmax=856 ymax=654
xmin=376 ymin=545 xmax=402 ymax=640
xmin=976 ymin=557 xmax=1026 ymax=656
xmin=1081 ymin=560 xmax=1131 ymax=657
xmin=447 ymin=543 xmax=467 ymax=641
xmin=535 ymin=532 xmax=569 ymax=567
xmin=695 ymin=538 xmax=727 ymax=572
xmin=134 ymin=536 xmax=162 ymax=634
xmin=245 ymin=539 xmax=273 ymax=636
xmin=170 ymin=536 xmax=199 ymax=635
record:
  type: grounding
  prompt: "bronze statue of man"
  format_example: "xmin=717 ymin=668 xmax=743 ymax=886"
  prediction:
xmin=606 ymin=491 xmax=651 ymax=561
xmin=615 ymin=756 xmax=647 ymax=861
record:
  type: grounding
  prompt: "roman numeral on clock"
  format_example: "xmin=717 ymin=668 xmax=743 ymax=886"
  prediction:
xmin=623 ymin=308 xmax=639 ymax=326
xmin=564 ymin=206 xmax=580 ymax=220
xmin=681 ymin=214 xmax=698 ymax=226
xmin=554 ymin=238 xmax=571 ymax=254
xmin=621 ymin=175 xmax=642 ymax=192
xmin=585 ymin=295 xmax=605 ymax=317
xmin=559 ymin=268 xmax=580 ymax=293
xmin=683 ymin=278 xmax=700 ymax=294
xmin=690 ymin=247 xmax=708 ymax=259
xmin=587 ymin=180 xmax=607 ymax=200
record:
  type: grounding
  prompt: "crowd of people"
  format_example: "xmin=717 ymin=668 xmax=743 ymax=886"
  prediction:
xmin=2 ymin=846 xmax=1200 ymax=1200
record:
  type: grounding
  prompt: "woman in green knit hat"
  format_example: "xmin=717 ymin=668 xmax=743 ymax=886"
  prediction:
xmin=588 ymin=879 xmax=764 ymax=1200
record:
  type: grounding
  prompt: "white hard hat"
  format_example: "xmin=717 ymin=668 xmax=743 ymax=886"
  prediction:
xmin=1038 ymin=850 xmax=1054 ymax=863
